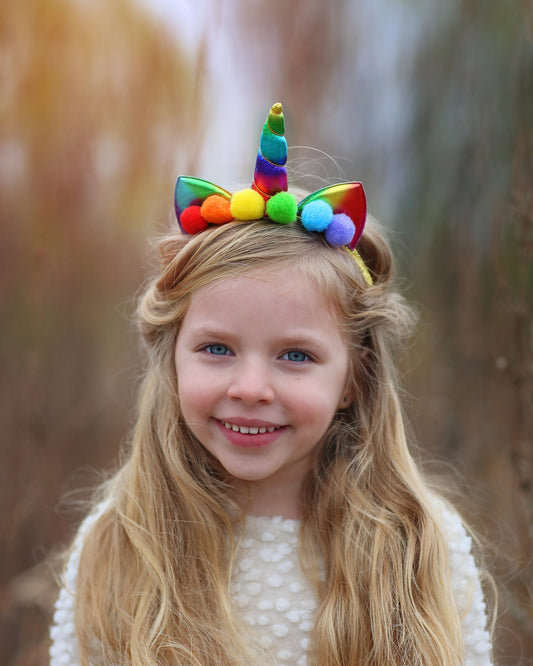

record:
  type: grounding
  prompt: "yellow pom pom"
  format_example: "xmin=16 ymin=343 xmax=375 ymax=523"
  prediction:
xmin=230 ymin=189 xmax=265 ymax=220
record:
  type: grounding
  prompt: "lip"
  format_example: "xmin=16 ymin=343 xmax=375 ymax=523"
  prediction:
xmin=217 ymin=416 xmax=282 ymax=428
xmin=213 ymin=418 xmax=286 ymax=448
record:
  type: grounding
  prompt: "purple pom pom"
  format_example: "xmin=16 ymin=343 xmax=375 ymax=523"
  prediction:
xmin=301 ymin=200 xmax=333 ymax=232
xmin=324 ymin=213 xmax=355 ymax=246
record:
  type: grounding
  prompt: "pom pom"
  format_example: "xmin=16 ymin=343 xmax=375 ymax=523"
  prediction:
xmin=230 ymin=189 xmax=265 ymax=220
xmin=324 ymin=213 xmax=355 ymax=246
xmin=201 ymin=195 xmax=233 ymax=224
xmin=266 ymin=191 xmax=298 ymax=224
xmin=301 ymin=200 xmax=333 ymax=232
xmin=180 ymin=206 xmax=208 ymax=234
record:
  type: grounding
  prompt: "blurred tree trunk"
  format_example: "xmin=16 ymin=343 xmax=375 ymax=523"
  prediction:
xmin=498 ymin=43 xmax=533 ymax=648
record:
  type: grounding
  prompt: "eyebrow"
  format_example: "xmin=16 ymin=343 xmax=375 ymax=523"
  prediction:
xmin=184 ymin=325 xmax=235 ymax=340
xmin=276 ymin=333 xmax=330 ymax=350
xmin=186 ymin=325 xmax=331 ymax=352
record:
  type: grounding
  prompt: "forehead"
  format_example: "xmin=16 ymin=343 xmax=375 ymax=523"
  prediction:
xmin=182 ymin=265 xmax=343 ymax=339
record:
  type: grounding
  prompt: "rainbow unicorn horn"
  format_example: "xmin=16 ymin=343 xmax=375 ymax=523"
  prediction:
xmin=252 ymin=102 xmax=288 ymax=199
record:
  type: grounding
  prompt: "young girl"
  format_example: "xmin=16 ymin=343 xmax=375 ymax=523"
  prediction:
xmin=50 ymin=104 xmax=493 ymax=665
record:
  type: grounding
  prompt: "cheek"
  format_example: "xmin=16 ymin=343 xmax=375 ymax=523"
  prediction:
xmin=177 ymin=369 xmax=200 ymax=411
xmin=288 ymin=377 xmax=345 ymax=424
xmin=177 ymin=364 xmax=222 ymax=419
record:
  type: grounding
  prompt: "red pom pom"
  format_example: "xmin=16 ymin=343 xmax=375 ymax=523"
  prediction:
xmin=201 ymin=195 xmax=233 ymax=224
xmin=180 ymin=206 xmax=208 ymax=234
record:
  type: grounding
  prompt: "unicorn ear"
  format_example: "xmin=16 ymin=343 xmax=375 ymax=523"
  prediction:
xmin=174 ymin=176 xmax=232 ymax=227
xmin=298 ymin=182 xmax=367 ymax=249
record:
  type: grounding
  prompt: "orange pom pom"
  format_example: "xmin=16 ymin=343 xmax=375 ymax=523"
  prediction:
xmin=201 ymin=195 xmax=233 ymax=224
xmin=180 ymin=206 xmax=208 ymax=234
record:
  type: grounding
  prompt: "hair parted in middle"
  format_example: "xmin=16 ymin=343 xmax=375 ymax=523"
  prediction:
xmin=73 ymin=217 xmax=465 ymax=665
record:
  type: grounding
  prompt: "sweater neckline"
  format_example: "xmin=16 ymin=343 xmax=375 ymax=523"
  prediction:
xmin=246 ymin=513 xmax=301 ymax=526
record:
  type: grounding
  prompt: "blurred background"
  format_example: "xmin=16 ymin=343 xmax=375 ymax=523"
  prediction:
xmin=1 ymin=0 xmax=531 ymax=663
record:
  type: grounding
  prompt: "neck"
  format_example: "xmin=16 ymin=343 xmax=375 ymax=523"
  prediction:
xmin=232 ymin=477 xmax=305 ymax=520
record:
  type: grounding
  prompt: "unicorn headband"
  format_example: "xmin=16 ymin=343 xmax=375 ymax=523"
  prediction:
xmin=174 ymin=103 xmax=372 ymax=286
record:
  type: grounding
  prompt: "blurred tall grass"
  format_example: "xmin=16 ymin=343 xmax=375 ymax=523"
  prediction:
xmin=1 ymin=0 xmax=531 ymax=663
xmin=1 ymin=1 xmax=204 ymax=662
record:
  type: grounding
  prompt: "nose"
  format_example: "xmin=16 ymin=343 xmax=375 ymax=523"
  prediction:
xmin=227 ymin=357 xmax=275 ymax=405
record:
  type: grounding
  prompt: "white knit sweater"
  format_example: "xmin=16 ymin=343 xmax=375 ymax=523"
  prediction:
xmin=49 ymin=503 xmax=493 ymax=665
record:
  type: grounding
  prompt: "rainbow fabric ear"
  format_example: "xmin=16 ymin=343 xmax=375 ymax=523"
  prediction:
xmin=174 ymin=176 xmax=232 ymax=233
xmin=174 ymin=103 xmax=372 ymax=284
xmin=298 ymin=182 xmax=367 ymax=250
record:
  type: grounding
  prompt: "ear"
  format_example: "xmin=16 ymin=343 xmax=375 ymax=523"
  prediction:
xmin=338 ymin=383 xmax=356 ymax=409
xmin=297 ymin=182 xmax=367 ymax=248
xmin=338 ymin=346 xmax=371 ymax=409
xmin=174 ymin=176 xmax=232 ymax=230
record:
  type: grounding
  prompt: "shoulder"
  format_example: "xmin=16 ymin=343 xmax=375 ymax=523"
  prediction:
xmin=49 ymin=501 xmax=109 ymax=665
xmin=431 ymin=498 xmax=493 ymax=665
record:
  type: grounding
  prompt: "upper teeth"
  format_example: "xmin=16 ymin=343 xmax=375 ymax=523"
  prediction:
xmin=223 ymin=421 xmax=280 ymax=434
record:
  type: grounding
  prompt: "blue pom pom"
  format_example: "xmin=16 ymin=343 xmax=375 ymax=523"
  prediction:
xmin=301 ymin=200 xmax=333 ymax=232
xmin=324 ymin=213 xmax=355 ymax=246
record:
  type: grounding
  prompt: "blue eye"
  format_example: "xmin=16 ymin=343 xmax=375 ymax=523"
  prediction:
xmin=282 ymin=350 xmax=309 ymax=363
xmin=204 ymin=344 xmax=231 ymax=356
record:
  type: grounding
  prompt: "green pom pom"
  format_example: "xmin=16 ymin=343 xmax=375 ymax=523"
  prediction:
xmin=266 ymin=192 xmax=298 ymax=224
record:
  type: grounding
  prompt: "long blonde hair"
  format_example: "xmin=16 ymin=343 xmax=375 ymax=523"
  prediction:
xmin=75 ymin=219 xmax=468 ymax=664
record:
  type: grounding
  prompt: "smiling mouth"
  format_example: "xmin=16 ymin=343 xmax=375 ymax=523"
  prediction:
xmin=221 ymin=421 xmax=282 ymax=435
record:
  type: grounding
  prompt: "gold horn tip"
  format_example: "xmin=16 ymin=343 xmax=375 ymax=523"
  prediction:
xmin=271 ymin=102 xmax=282 ymax=115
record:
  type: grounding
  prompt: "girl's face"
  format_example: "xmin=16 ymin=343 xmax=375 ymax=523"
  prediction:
xmin=174 ymin=265 xmax=352 ymax=516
